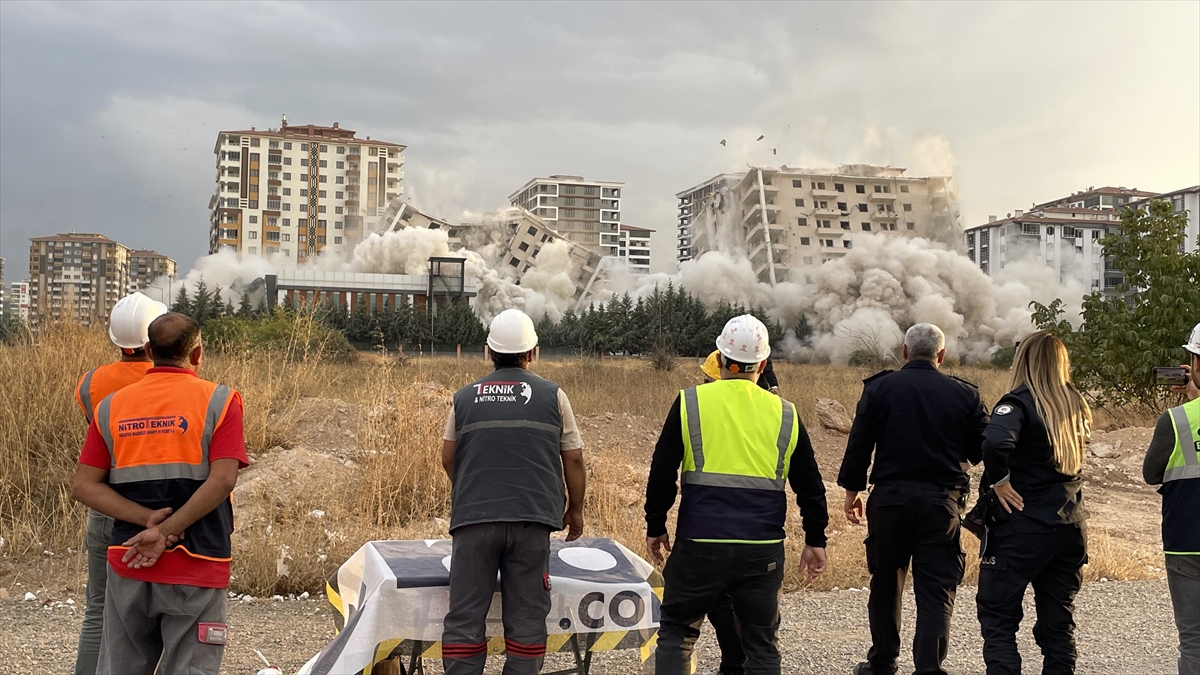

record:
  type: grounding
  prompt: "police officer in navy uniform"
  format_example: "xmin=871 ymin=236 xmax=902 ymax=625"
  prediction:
xmin=975 ymin=330 xmax=1091 ymax=675
xmin=837 ymin=323 xmax=989 ymax=675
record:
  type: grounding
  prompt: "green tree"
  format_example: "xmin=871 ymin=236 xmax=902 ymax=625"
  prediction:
xmin=237 ymin=291 xmax=255 ymax=318
xmin=1033 ymin=199 xmax=1200 ymax=408
xmin=171 ymin=286 xmax=192 ymax=315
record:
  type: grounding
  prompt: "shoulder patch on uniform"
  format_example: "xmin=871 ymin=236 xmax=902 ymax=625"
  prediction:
xmin=950 ymin=375 xmax=979 ymax=388
xmin=862 ymin=370 xmax=894 ymax=385
xmin=994 ymin=404 xmax=1014 ymax=416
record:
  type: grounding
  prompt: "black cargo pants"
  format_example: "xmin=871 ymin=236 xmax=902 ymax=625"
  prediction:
xmin=976 ymin=516 xmax=1087 ymax=675
xmin=656 ymin=539 xmax=785 ymax=675
xmin=864 ymin=482 xmax=966 ymax=675
xmin=442 ymin=522 xmax=552 ymax=675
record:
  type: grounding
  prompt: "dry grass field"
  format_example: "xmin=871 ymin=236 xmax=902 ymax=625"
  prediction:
xmin=0 ymin=324 xmax=1163 ymax=600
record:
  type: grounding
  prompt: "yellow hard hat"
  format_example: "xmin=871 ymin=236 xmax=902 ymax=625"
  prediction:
xmin=701 ymin=350 xmax=721 ymax=382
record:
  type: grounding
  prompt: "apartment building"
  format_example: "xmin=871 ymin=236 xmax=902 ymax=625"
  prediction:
xmin=618 ymin=224 xmax=652 ymax=273
xmin=676 ymin=165 xmax=958 ymax=284
xmin=1128 ymin=185 xmax=1199 ymax=252
xmin=128 ymin=250 xmax=177 ymax=292
xmin=0 ymin=256 xmax=5 ymax=317
xmin=28 ymin=232 xmax=131 ymax=325
xmin=509 ymin=176 xmax=624 ymax=258
xmin=7 ymin=281 xmax=31 ymax=322
xmin=210 ymin=118 xmax=406 ymax=262
xmin=1035 ymin=186 xmax=1158 ymax=211
xmin=963 ymin=206 xmax=1123 ymax=292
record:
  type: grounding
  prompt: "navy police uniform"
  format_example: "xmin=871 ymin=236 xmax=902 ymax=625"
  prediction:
xmin=975 ymin=386 xmax=1088 ymax=675
xmin=837 ymin=360 xmax=989 ymax=675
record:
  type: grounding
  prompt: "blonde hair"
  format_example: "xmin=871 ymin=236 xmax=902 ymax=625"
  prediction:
xmin=1009 ymin=331 xmax=1092 ymax=475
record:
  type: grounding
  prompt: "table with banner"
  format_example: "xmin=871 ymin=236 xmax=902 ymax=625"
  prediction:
xmin=297 ymin=538 xmax=665 ymax=675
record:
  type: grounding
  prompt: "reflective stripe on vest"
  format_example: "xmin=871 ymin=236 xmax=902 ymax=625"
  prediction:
xmin=681 ymin=386 xmax=794 ymax=491
xmin=78 ymin=368 xmax=97 ymax=421
xmin=1165 ymin=402 xmax=1200 ymax=483
xmin=95 ymin=383 xmax=233 ymax=483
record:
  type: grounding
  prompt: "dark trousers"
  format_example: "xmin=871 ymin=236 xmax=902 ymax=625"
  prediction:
xmin=864 ymin=483 xmax=966 ymax=675
xmin=442 ymin=522 xmax=552 ymax=675
xmin=1166 ymin=555 xmax=1200 ymax=675
xmin=976 ymin=516 xmax=1087 ymax=675
xmin=656 ymin=540 xmax=785 ymax=675
xmin=708 ymin=592 xmax=746 ymax=675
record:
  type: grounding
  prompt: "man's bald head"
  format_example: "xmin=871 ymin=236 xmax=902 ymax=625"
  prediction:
xmin=146 ymin=313 xmax=202 ymax=367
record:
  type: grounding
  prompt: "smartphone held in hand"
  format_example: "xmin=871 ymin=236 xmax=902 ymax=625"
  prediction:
xmin=1152 ymin=367 xmax=1189 ymax=386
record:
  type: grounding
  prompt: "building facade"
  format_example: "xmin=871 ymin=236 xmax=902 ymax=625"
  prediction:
xmin=676 ymin=165 xmax=958 ymax=284
xmin=963 ymin=207 xmax=1124 ymax=292
xmin=7 ymin=281 xmax=31 ymax=322
xmin=1127 ymin=186 xmax=1199 ymax=252
xmin=210 ymin=119 xmax=406 ymax=262
xmin=128 ymin=250 xmax=177 ymax=292
xmin=1035 ymin=186 xmax=1158 ymax=211
xmin=618 ymin=224 xmax=652 ymax=273
xmin=28 ymin=232 xmax=131 ymax=325
xmin=0 ymin=256 xmax=5 ymax=317
xmin=509 ymin=176 xmax=624 ymax=258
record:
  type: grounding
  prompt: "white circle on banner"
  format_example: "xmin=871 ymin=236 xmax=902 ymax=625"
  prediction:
xmin=559 ymin=547 xmax=618 ymax=571
xmin=441 ymin=555 xmax=452 ymax=572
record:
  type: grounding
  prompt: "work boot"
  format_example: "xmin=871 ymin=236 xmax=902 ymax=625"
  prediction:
xmin=853 ymin=662 xmax=896 ymax=675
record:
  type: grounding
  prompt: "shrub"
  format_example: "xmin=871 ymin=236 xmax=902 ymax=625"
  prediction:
xmin=990 ymin=345 xmax=1016 ymax=369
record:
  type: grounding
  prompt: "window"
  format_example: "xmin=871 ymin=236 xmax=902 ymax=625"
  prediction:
xmin=819 ymin=220 xmax=831 ymax=228
xmin=862 ymin=223 xmax=871 ymax=231
xmin=318 ymin=220 xmax=327 ymax=228
xmin=299 ymin=174 xmax=308 ymax=182
xmin=855 ymin=185 xmax=865 ymax=194
xmin=317 ymin=235 xmax=326 ymax=244
xmin=299 ymin=235 xmax=307 ymax=243
xmin=888 ymin=223 xmax=897 ymax=231
xmin=269 ymin=140 xmax=279 ymax=149
xmin=318 ymin=205 xmax=326 ymax=213
xmin=541 ymin=234 xmax=549 ymax=242
xmin=319 ymin=175 xmax=327 ymax=183
xmin=248 ymin=246 xmax=257 ymax=255
xmin=835 ymin=183 xmax=844 ymax=192
xmin=283 ymin=188 xmax=291 ymax=196
xmin=906 ymin=222 xmax=915 ymax=231
xmin=299 ymin=204 xmax=306 ymax=212
xmin=510 ymin=257 xmax=520 ymax=267
xmin=319 ymin=190 xmax=327 ymax=198
xmin=337 ymin=146 xmax=345 ymax=154
xmin=300 ymin=189 xmax=308 ymax=197
xmin=319 ymin=145 xmax=328 ymax=152
xmin=336 ymin=161 xmax=345 ymax=169
xmin=300 ymin=158 xmax=308 ymax=166
xmin=528 ymin=226 xmax=538 ymax=236
xmin=266 ymin=231 xmax=280 ymax=242
xmin=282 ymin=233 xmax=291 ymax=242
xmin=903 ymin=203 xmax=913 ymax=212
xmin=248 ymin=231 xmax=258 ymax=239
xmin=800 ymin=237 xmax=811 ymax=246
xmin=1047 ymin=226 xmax=1055 ymax=236
xmin=336 ymin=191 xmax=344 ymax=199
xmin=840 ymin=221 xmax=851 ymax=230
xmin=249 ymin=184 xmax=259 ymax=193
xmin=249 ymin=215 xmax=258 ymax=223
xmin=817 ymin=201 xmax=828 ymax=208
xmin=815 ymin=182 xmax=825 ymax=189
xmin=789 ymin=179 xmax=800 ymax=188
xmin=336 ymin=176 xmax=344 ymax=184
xmin=798 ymin=217 xmax=808 ymax=227
xmin=334 ymin=221 xmax=343 ymax=229
xmin=874 ymin=185 xmax=882 ymax=193
xmin=250 ymin=138 xmax=260 ymax=147
xmin=283 ymin=172 xmax=291 ymax=180
xmin=284 ymin=142 xmax=292 ymax=150
xmin=335 ymin=206 xmax=343 ymax=214
xmin=300 ymin=143 xmax=308 ymax=151
xmin=1092 ymin=229 xmax=1100 ymax=240
xmin=837 ymin=202 xmax=847 ymax=211
xmin=319 ymin=160 xmax=327 ymax=168
xmin=283 ymin=157 xmax=292 ymax=165
xmin=268 ymin=154 xmax=282 ymax=164
xmin=519 ymin=242 xmax=530 ymax=252
xmin=794 ymin=198 xmax=805 ymax=207
xmin=267 ymin=217 xmax=278 ymax=227
xmin=900 ymin=185 xmax=909 ymax=193
xmin=843 ymin=240 xmax=852 ymax=249
xmin=857 ymin=204 xmax=868 ymax=212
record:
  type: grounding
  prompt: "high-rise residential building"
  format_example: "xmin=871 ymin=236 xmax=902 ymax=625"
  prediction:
xmin=7 ymin=281 xmax=31 ymax=322
xmin=28 ymin=233 xmax=131 ymax=325
xmin=676 ymin=165 xmax=958 ymax=284
xmin=618 ymin=224 xmax=652 ymax=273
xmin=128 ymin=250 xmax=178 ymax=292
xmin=963 ymin=206 xmax=1124 ymax=292
xmin=1128 ymin=186 xmax=1199 ymax=252
xmin=210 ymin=119 xmax=406 ymax=263
xmin=508 ymin=176 xmax=624 ymax=258
xmin=0 ymin=256 xmax=6 ymax=317
xmin=1035 ymin=186 xmax=1158 ymax=211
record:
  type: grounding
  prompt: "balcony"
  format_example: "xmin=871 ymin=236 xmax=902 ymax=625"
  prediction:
xmin=742 ymin=184 xmax=778 ymax=206
xmin=749 ymin=240 xmax=789 ymax=264
xmin=743 ymin=203 xmax=780 ymax=226
xmin=346 ymin=166 xmax=360 ymax=177
xmin=814 ymin=206 xmax=841 ymax=217
xmin=871 ymin=210 xmax=899 ymax=220
xmin=747 ymin=225 xmax=787 ymax=249
xmin=869 ymin=192 xmax=896 ymax=201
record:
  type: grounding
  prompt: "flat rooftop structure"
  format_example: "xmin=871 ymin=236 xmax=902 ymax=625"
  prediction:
xmin=264 ymin=266 xmax=477 ymax=312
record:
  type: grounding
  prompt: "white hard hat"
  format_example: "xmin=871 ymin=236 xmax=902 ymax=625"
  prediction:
xmin=108 ymin=292 xmax=169 ymax=350
xmin=716 ymin=314 xmax=771 ymax=364
xmin=487 ymin=308 xmax=538 ymax=354
xmin=1185 ymin=322 xmax=1200 ymax=357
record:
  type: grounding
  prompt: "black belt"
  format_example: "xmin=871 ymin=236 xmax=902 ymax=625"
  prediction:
xmin=874 ymin=480 xmax=967 ymax=497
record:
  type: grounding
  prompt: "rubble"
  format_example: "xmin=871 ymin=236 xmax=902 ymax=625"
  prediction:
xmin=814 ymin=398 xmax=853 ymax=434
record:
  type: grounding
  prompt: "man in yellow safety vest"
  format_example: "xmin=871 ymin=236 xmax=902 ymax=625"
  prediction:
xmin=645 ymin=315 xmax=828 ymax=675
xmin=1144 ymin=321 xmax=1200 ymax=675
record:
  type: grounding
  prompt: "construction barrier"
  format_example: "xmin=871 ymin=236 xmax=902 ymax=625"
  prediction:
xmin=297 ymin=538 xmax=664 ymax=675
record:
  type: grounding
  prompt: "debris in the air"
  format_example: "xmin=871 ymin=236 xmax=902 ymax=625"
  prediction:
xmin=719 ymin=139 xmax=727 ymax=146
xmin=756 ymin=134 xmax=764 ymax=141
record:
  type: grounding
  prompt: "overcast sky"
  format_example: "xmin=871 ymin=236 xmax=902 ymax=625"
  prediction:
xmin=1 ymin=1 xmax=1197 ymax=279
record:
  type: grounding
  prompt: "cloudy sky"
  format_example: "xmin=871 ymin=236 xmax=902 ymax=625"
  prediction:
xmin=1 ymin=1 xmax=1197 ymax=279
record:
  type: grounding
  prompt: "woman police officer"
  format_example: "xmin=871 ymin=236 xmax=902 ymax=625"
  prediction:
xmin=975 ymin=331 xmax=1092 ymax=675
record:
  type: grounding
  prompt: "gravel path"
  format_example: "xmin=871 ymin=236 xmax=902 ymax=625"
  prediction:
xmin=2 ymin=581 xmax=1177 ymax=674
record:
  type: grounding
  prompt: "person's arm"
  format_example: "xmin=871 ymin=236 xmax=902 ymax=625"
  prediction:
xmin=562 ymin=449 xmax=585 ymax=540
xmin=645 ymin=395 xmax=684 ymax=564
xmin=982 ymin=396 xmax=1025 ymax=512
xmin=441 ymin=404 xmax=457 ymax=480
xmin=837 ymin=384 xmax=878 ymax=493
xmin=1143 ymin=411 xmax=1176 ymax=486
xmin=73 ymin=465 xmax=166 ymax=527
xmin=122 ymin=458 xmax=240 ymax=568
xmin=762 ymin=359 xmax=779 ymax=391
xmin=787 ymin=416 xmax=828 ymax=548
xmin=965 ymin=391 xmax=990 ymax=466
